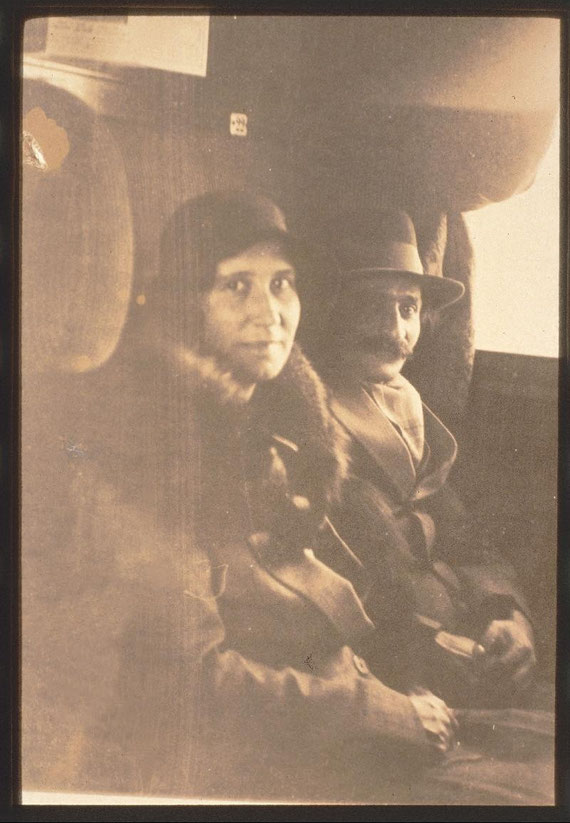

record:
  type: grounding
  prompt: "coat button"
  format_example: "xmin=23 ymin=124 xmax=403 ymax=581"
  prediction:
xmin=353 ymin=654 xmax=370 ymax=676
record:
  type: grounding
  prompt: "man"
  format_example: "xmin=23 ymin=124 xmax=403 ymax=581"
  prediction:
xmin=311 ymin=210 xmax=537 ymax=715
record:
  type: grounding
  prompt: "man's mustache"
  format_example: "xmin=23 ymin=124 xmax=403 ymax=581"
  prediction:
xmin=354 ymin=335 xmax=415 ymax=359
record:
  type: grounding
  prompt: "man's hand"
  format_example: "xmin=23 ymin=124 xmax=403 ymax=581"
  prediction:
xmin=409 ymin=688 xmax=458 ymax=753
xmin=476 ymin=609 xmax=536 ymax=690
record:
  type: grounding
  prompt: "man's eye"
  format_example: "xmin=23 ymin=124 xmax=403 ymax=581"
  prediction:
xmin=401 ymin=303 xmax=418 ymax=318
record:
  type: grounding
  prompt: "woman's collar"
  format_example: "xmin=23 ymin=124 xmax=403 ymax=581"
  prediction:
xmin=169 ymin=344 xmax=254 ymax=407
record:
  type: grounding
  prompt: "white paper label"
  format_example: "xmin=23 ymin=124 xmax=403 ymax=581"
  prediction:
xmin=41 ymin=15 xmax=209 ymax=77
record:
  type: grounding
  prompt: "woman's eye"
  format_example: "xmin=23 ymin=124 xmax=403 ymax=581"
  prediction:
xmin=225 ymin=278 xmax=248 ymax=293
xmin=272 ymin=274 xmax=296 ymax=293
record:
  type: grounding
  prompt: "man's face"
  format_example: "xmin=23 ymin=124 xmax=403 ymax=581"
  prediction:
xmin=201 ymin=240 xmax=301 ymax=385
xmin=335 ymin=273 xmax=422 ymax=383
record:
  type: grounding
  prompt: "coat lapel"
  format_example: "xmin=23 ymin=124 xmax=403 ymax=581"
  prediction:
xmin=330 ymin=381 xmax=457 ymax=504
xmin=262 ymin=547 xmax=376 ymax=644
xmin=413 ymin=404 xmax=457 ymax=501
xmin=330 ymin=382 xmax=417 ymax=500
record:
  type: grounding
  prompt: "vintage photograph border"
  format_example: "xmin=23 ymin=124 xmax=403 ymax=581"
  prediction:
xmin=3 ymin=1 xmax=569 ymax=819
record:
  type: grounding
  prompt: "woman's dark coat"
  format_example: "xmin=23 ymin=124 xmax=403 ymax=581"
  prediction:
xmin=22 ymin=343 xmax=434 ymax=803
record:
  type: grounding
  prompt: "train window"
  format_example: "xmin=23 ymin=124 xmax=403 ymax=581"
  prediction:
xmin=465 ymin=118 xmax=559 ymax=358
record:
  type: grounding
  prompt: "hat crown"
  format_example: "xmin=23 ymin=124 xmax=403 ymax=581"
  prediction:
xmin=195 ymin=190 xmax=288 ymax=238
xmin=335 ymin=209 xmax=423 ymax=275
xmin=354 ymin=209 xmax=418 ymax=248
xmin=172 ymin=190 xmax=290 ymax=262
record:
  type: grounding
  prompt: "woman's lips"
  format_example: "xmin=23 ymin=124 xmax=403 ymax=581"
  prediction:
xmin=239 ymin=340 xmax=284 ymax=349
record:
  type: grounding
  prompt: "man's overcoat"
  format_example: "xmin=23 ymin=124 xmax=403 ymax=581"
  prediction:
xmin=324 ymin=378 xmax=529 ymax=703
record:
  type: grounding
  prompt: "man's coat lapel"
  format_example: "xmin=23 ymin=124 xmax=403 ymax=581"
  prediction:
xmin=330 ymin=382 xmax=417 ymax=499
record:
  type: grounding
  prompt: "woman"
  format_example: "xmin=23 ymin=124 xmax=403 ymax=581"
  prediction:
xmin=24 ymin=191 xmax=449 ymax=803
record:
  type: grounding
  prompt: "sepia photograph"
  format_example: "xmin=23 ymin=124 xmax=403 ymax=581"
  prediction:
xmin=19 ymin=12 xmax=560 ymax=806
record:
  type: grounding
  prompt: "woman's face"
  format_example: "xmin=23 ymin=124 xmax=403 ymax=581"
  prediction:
xmin=201 ymin=239 xmax=301 ymax=385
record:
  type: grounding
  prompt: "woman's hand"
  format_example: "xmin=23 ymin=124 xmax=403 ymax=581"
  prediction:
xmin=409 ymin=687 xmax=458 ymax=754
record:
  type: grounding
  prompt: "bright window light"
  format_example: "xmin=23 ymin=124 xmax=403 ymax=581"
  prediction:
xmin=465 ymin=118 xmax=559 ymax=358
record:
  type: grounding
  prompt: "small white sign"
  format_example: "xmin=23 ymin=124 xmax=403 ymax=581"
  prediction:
xmin=230 ymin=113 xmax=248 ymax=137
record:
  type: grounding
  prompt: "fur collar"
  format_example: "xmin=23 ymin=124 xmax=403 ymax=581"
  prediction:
xmin=171 ymin=345 xmax=254 ymax=407
xmin=256 ymin=344 xmax=351 ymax=505
xmin=171 ymin=343 xmax=351 ymax=506
xmin=84 ymin=340 xmax=350 ymax=516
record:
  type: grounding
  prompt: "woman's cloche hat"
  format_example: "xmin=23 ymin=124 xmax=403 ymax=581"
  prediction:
xmin=160 ymin=190 xmax=309 ymax=284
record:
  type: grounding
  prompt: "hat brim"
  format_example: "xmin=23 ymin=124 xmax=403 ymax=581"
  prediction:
xmin=349 ymin=268 xmax=465 ymax=311
xmin=226 ymin=226 xmax=337 ymax=285
xmin=220 ymin=226 xmax=312 ymax=267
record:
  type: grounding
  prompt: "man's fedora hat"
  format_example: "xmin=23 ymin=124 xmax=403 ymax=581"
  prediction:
xmin=334 ymin=209 xmax=465 ymax=310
